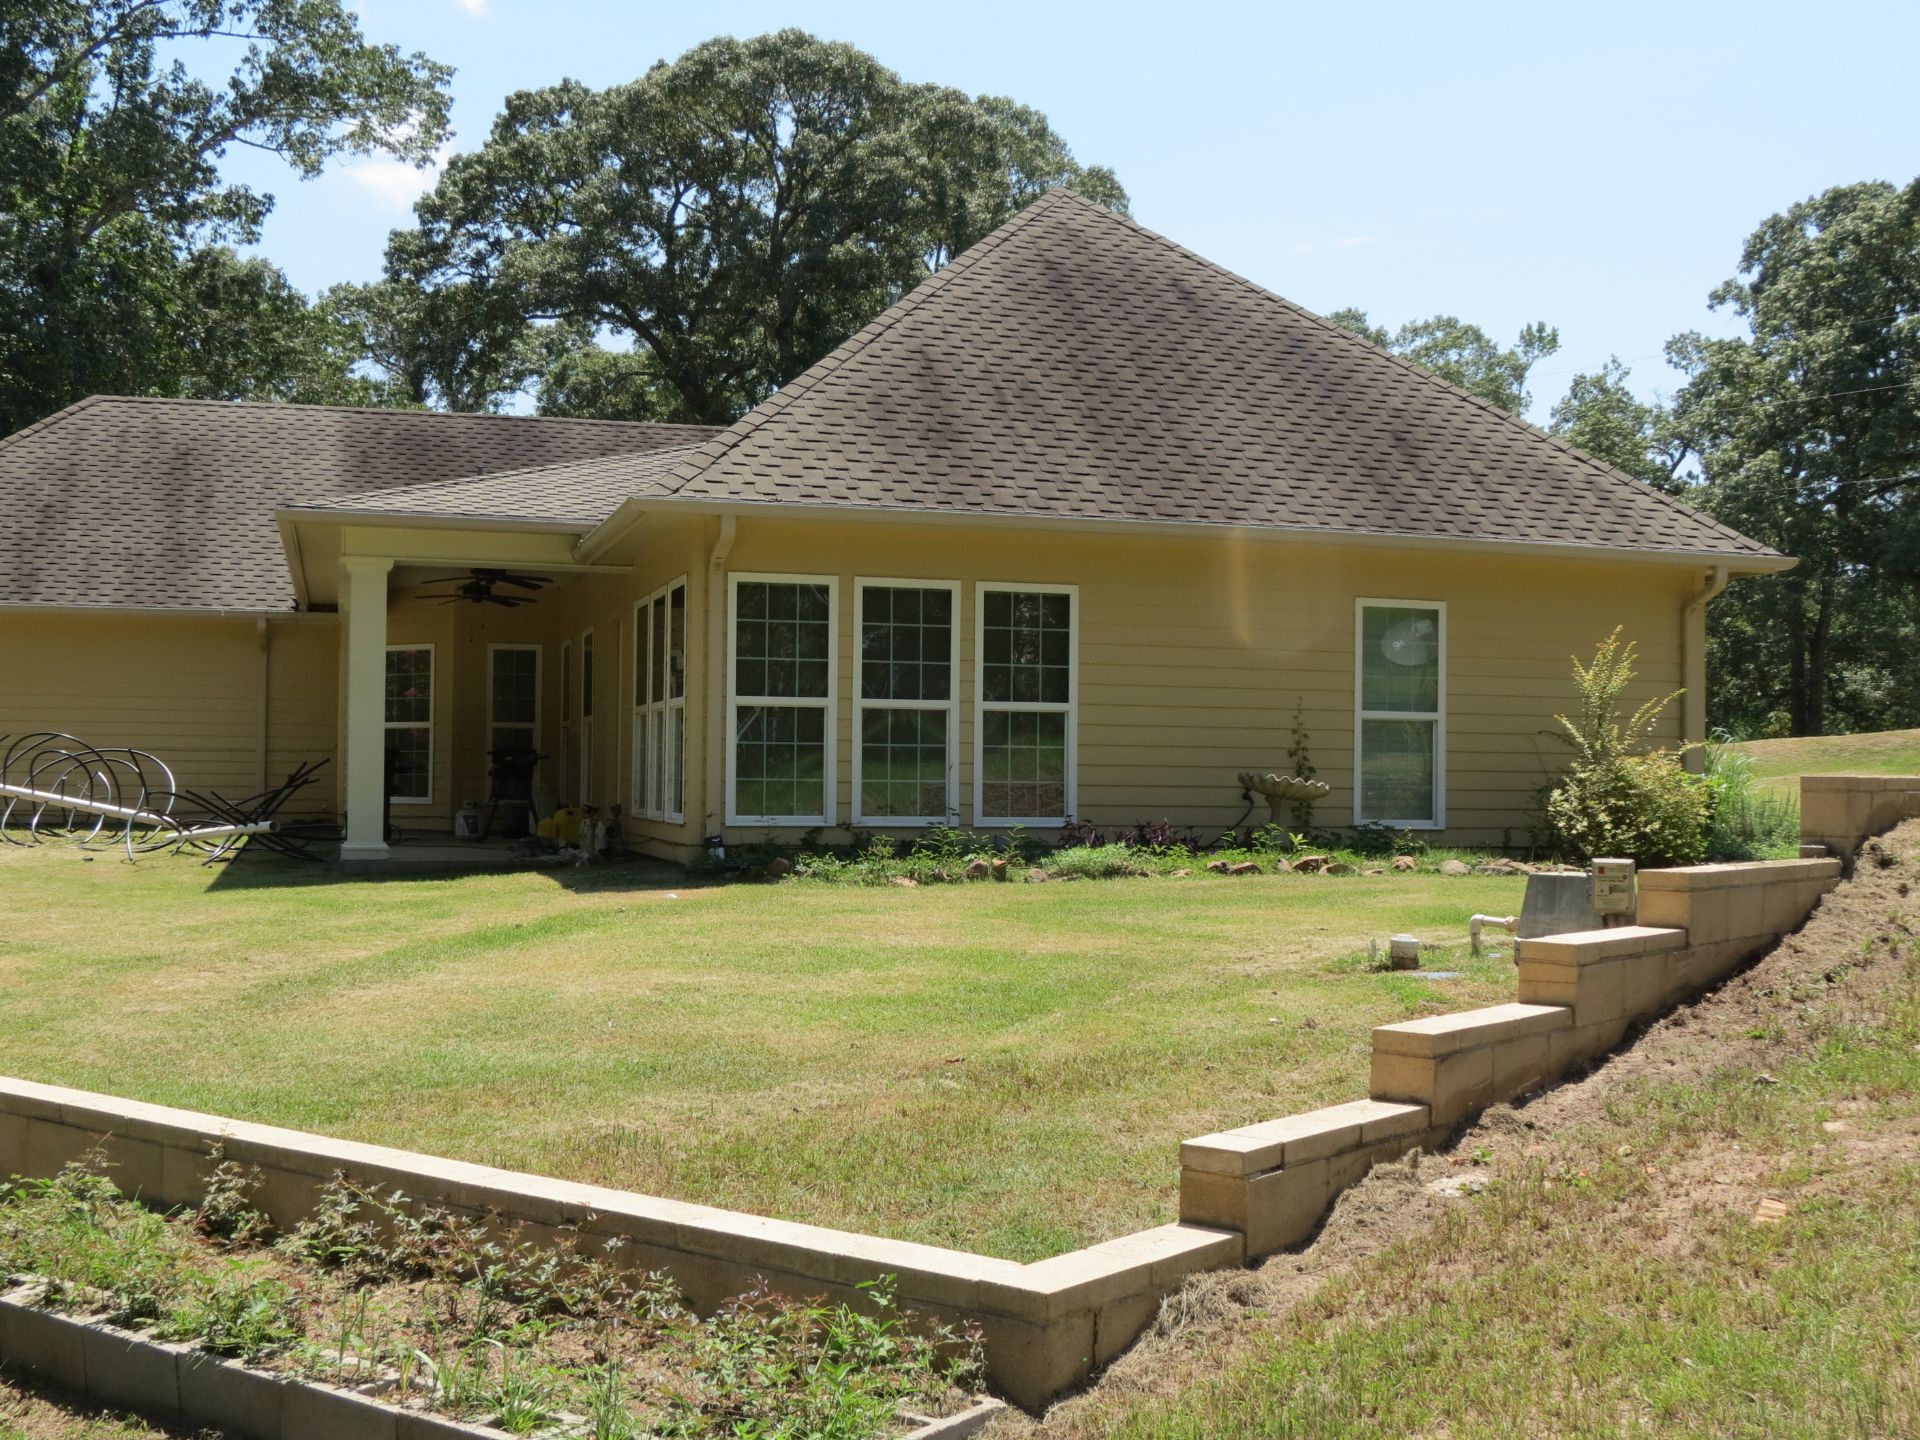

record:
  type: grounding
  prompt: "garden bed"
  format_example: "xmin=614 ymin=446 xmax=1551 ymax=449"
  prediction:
xmin=0 ymin=1157 xmax=993 ymax=1439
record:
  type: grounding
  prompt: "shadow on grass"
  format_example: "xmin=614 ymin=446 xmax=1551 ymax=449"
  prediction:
xmin=203 ymin=843 xmax=709 ymax=897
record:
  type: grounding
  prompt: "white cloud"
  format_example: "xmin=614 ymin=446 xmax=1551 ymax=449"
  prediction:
xmin=337 ymin=141 xmax=456 ymax=213
xmin=454 ymin=0 xmax=488 ymax=13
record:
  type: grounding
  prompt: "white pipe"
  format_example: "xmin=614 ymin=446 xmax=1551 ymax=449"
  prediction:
xmin=1469 ymin=913 xmax=1519 ymax=956
xmin=0 ymin=782 xmax=273 ymax=842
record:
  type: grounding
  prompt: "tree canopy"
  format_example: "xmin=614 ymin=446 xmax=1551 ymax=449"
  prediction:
xmin=1668 ymin=179 xmax=1920 ymax=737
xmin=355 ymin=30 xmax=1127 ymax=422
xmin=0 ymin=0 xmax=452 ymax=430
xmin=1548 ymin=358 xmax=1687 ymax=494
xmin=1327 ymin=308 xmax=1560 ymax=413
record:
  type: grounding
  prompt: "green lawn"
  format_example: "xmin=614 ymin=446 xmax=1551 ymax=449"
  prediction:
xmin=1036 ymin=829 xmax=1920 ymax=1440
xmin=0 ymin=848 xmax=1523 ymax=1261
xmin=1727 ymin=726 xmax=1920 ymax=791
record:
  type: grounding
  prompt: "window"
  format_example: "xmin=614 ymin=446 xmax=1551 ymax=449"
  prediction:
xmin=383 ymin=645 xmax=434 ymax=803
xmin=1354 ymin=599 xmax=1445 ymax=827
xmin=854 ymin=580 xmax=958 ymax=825
xmin=728 ymin=575 xmax=835 ymax=824
xmin=975 ymin=585 xmax=1076 ymax=825
xmin=632 ymin=579 xmax=688 ymax=822
xmin=487 ymin=646 xmax=540 ymax=803
xmin=578 ymin=628 xmax=594 ymax=800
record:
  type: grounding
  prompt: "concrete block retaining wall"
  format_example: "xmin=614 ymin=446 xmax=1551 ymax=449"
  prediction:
xmin=0 ymin=1077 xmax=1238 ymax=1412
xmin=1801 ymin=773 xmax=1920 ymax=858
xmin=1180 ymin=851 xmax=1844 ymax=1266
xmin=4 ymin=773 xmax=1907 ymax=1418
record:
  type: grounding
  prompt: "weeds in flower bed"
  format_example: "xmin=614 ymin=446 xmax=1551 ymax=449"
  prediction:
xmin=0 ymin=1156 xmax=983 ymax=1438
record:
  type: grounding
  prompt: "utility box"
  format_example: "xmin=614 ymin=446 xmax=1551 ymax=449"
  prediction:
xmin=1591 ymin=857 xmax=1637 ymax=920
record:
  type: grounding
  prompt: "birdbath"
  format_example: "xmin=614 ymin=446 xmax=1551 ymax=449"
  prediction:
xmin=1238 ymin=771 xmax=1333 ymax=834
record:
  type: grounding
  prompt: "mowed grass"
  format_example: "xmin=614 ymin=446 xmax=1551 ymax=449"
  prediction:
xmin=1729 ymin=726 xmax=1920 ymax=792
xmin=0 ymin=848 xmax=1523 ymax=1261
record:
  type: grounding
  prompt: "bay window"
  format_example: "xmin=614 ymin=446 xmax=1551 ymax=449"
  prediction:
xmin=633 ymin=579 xmax=688 ymax=822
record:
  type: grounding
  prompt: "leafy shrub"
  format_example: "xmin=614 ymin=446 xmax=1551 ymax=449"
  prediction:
xmin=160 ymin=1266 xmax=303 ymax=1360
xmin=1542 ymin=630 xmax=1710 ymax=867
xmin=1348 ymin=822 xmax=1428 ymax=858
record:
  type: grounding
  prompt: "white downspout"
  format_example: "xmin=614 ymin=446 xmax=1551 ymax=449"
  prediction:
xmin=1682 ymin=564 xmax=1730 ymax=773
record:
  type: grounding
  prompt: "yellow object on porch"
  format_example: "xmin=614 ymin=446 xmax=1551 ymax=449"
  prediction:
xmin=537 ymin=805 xmax=585 ymax=844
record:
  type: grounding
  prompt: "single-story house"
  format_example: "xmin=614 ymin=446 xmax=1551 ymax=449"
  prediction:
xmin=0 ymin=191 xmax=1789 ymax=862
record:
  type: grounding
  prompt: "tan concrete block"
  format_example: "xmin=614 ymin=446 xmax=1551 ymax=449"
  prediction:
xmin=1429 ymin=1047 xmax=1496 ymax=1125
xmin=1369 ymin=1050 xmax=1436 ymax=1109
xmin=1517 ymin=955 xmax=1623 ymax=1026
xmin=81 ymin=1322 xmax=183 ymax=1423
xmin=0 ymin=1111 xmax=27 ymax=1178
xmin=1178 ymin=1167 xmax=1247 ymax=1231
xmin=1073 ymin=1223 xmax=1244 ymax=1290
xmin=1621 ymin=952 xmax=1675 ymax=1019
xmin=0 ymin=1295 xmax=89 ymax=1391
xmin=1548 ymin=1017 xmax=1628 ymax=1076
xmin=1244 ymin=1159 xmax=1331 ymax=1256
xmin=280 ymin=1378 xmax=401 ymax=1440
xmin=1372 ymin=1003 xmax=1570 ymax=1058
xmin=1490 ymin=1032 xmax=1551 ymax=1100
xmin=1180 ymin=1099 xmax=1427 ymax=1176
xmin=154 ymin=1141 xmax=222 ymax=1212
xmin=178 ymin=1351 xmax=289 ymax=1438
xmin=1518 ymin=926 xmax=1686 ymax=963
xmin=1094 ymin=1289 xmax=1163 ymax=1368
xmin=979 ymin=1311 xmax=1094 ymax=1412
xmin=22 ymin=1117 xmax=90 ymax=1179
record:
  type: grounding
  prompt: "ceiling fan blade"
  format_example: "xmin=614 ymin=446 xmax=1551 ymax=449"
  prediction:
xmin=496 ymin=575 xmax=553 ymax=590
xmin=416 ymin=575 xmax=476 ymax=586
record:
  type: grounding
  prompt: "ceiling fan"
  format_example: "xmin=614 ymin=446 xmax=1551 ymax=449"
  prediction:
xmin=417 ymin=568 xmax=555 ymax=607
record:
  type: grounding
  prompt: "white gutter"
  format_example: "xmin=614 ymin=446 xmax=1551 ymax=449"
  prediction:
xmin=576 ymin=494 xmax=1797 ymax=575
xmin=0 ymin=602 xmax=329 ymax=621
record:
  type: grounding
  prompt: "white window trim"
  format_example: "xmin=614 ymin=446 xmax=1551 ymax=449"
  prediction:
xmin=726 ymin=572 xmax=839 ymax=827
xmin=383 ymin=642 xmax=435 ymax=806
xmin=973 ymin=581 xmax=1078 ymax=829
xmin=578 ymin=626 xmax=594 ymax=802
xmin=852 ymin=577 xmax=961 ymax=828
xmin=631 ymin=578 xmax=689 ymax=824
xmin=485 ymin=642 xmax=541 ymax=752
xmin=1353 ymin=597 xmax=1447 ymax=830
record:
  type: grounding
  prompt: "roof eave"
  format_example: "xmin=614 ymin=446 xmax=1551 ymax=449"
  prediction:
xmin=576 ymin=494 xmax=1795 ymax=574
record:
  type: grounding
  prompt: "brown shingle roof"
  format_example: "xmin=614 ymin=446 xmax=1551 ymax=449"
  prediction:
xmin=290 ymin=442 xmax=707 ymax=527
xmin=0 ymin=397 xmax=719 ymax=611
xmin=604 ymin=190 xmax=1775 ymax=562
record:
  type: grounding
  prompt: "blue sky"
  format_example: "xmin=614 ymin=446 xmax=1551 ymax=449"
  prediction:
xmin=220 ymin=0 xmax=1920 ymax=421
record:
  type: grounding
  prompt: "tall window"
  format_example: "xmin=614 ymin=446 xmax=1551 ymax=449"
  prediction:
xmin=729 ymin=575 xmax=835 ymax=824
xmin=855 ymin=580 xmax=957 ymax=825
xmin=578 ymin=628 xmax=595 ymax=801
xmin=487 ymin=646 xmax=540 ymax=802
xmin=976 ymin=585 xmax=1075 ymax=825
xmin=383 ymin=645 xmax=433 ymax=803
xmin=633 ymin=579 xmax=688 ymax=822
xmin=1355 ymin=599 xmax=1445 ymax=827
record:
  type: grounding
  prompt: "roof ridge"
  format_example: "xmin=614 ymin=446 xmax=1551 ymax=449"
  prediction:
xmin=311 ymin=440 xmax=710 ymax=508
xmin=1072 ymin=204 xmax=1763 ymax=553
xmin=655 ymin=188 xmax=1085 ymax=497
xmin=0 ymin=394 xmax=108 ymax=461
xmin=61 ymin=393 xmax=725 ymax=433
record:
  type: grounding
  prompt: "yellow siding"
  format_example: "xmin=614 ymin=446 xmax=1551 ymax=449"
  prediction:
xmin=613 ymin=516 xmax=1702 ymax=851
xmin=0 ymin=611 xmax=340 ymax=816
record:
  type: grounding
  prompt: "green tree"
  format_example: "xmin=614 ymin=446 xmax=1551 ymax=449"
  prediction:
xmin=1548 ymin=358 xmax=1688 ymax=493
xmin=1327 ymin=308 xmax=1560 ymax=413
xmin=377 ymin=30 xmax=1127 ymax=421
xmin=0 ymin=0 xmax=452 ymax=430
xmin=1669 ymin=179 xmax=1920 ymax=737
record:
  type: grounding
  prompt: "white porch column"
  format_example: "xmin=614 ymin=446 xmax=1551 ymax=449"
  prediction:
xmin=340 ymin=555 xmax=394 ymax=861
